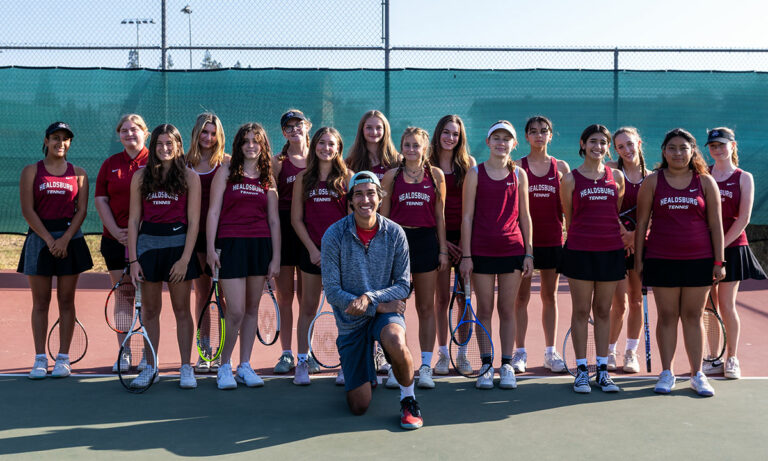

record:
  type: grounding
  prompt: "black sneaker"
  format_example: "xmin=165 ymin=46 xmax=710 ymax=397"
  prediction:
xmin=399 ymin=396 xmax=423 ymax=430
xmin=595 ymin=364 xmax=620 ymax=392
xmin=573 ymin=364 xmax=591 ymax=394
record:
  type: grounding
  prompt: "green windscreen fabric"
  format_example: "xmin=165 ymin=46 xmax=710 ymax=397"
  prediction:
xmin=2 ymin=67 xmax=767 ymax=233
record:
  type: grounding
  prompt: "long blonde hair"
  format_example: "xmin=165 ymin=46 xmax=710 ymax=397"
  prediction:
xmin=346 ymin=110 xmax=399 ymax=172
xmin=186 ymin=113 xmax=226 ymax=168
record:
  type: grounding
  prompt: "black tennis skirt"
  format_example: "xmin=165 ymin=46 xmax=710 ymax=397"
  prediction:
xmin=100 ymin=235 xmax=127 ymax=271
xmin=17 ymin=218 xmax=93 ymax=276
xmin=472 ymin=255 xmax=525 ymax=275
xmin=532 ymin=245 xmax=562 ymax=270
xmin=403 ymin=227 xmax=439 ymax=274
xmin=280 ymin=209 xmax=302 ymax=267
xmin=722 ymin=245 xmax=766 ymax=282
xmin=217 ymin=237 xmax=273 ymax=279
xmin=558 ymin=246 xmax=625 ymax=282
xmin=642 ymin=257 xmax=713 ymax=287
xmin=137 ymin=222 xmax=200 ymax=283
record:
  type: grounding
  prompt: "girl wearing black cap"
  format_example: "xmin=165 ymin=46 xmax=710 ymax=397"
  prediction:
xmin=19 ymin=122 xmax=93 ymax=379
xmin=271 ymin=109 xmax=311 ymax=374
xmin=705 ymin=126 xmax=765 ymax=379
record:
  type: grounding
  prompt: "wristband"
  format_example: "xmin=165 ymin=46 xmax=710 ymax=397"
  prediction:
xmin=713 ymin=260 xmax=724 ymax=267
xmin=524 ymin=254 xmax=534 ymax=260
xmin=128 ymin=259 xmax=138 ymax=264
xmin=439 ymin=252 xmax=449 ymax=256
xmin=461 ymin=256 xmax=472 ymax=259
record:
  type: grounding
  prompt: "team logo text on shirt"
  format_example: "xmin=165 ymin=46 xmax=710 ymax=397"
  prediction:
xmin=530 ymin=183 xmax=556 ymax=198
xmin=39 ymin=181 xmax=74 ymax=195
xmin=660 ymin=196 xmax=699 ymax=210
xmin=399 ymin=191 xmax=431 ymax=206
xmin=580 ymin=187 xmax=615 ymax=201
xmin=146 ymin=191 xmax=179 ymax=205
xmin=309 ymin=187 xmax=339 ymax=202
xmin=232 ymin=183 xmax=264 ymax=195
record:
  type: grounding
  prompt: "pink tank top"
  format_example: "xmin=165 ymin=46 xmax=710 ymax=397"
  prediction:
xmin=471 ymin=164 xmax=524 ymax=257
xmin=33 ymin=161 xmax=78 ymax=220
xmin=142 ymin=189 xmax=188 ymax=225
xmin=645 ymin=171 xmax=713 ymax=259
xmin=566 ymin=168 xmax=623 ymax=252
xmin=277 ymin=156 xmax=304 ymax=211
xmin=303 ymin=181 xmax=347 ymax=247
xmin=521 ymin=156 xmax=563 ymax=247
xmin=217 ymin=177 xmax=271 ymax=239
xmin=389 ymin=171 xmax=437 ymax=228
xmin=443 ymin=171 xmax=462 ymax=232
xmin=711 ymin=167 xmax=748 ymax=248
xmin=194 ymin=163 xmax=219 ymax=226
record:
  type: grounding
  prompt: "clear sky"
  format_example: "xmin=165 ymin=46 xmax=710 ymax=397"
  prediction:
xmin=1 ymin=0 xmax=767 ymax=69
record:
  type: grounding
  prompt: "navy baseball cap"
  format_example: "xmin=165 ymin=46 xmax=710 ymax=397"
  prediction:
xmin=280 ymin=110 xmax=307 ymax=128
xmin=45 ymin=121 xmax=74 ymax=139
xmin=706 ymin=129 xmax=735 ymax=145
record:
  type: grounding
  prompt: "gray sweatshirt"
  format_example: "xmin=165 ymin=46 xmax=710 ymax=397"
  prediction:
xmin=321 ymin=213 xmax=411 ymax=335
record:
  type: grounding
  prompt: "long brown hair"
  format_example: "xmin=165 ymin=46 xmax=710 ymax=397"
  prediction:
xmin=228 ymin=123 xmax=273 ymax=187
xmin=396 ymin=127 xmax=440 ymax=200
xmin=429 ymin=114 xmax=471 ymax=188
xmin=186 ymin=113 xmax=226 ymax=168
xmin=346 ymin=110 xmax=400 ymax=172
xmin=613 ymin=126 xmax=648 ymax=178
xmin=278 ymin=108 xmax=312 ymax=160
xmin=142 ymin=124 xmax=188 ymax=197
xmin=659 ymin=128 xmax=709 ymax=175
xmin=302 ymin=127 xmax=348 ymax=199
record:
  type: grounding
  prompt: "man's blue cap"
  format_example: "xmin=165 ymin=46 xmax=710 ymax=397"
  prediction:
xmin=349 ymin=170 xmax=381 ymax=189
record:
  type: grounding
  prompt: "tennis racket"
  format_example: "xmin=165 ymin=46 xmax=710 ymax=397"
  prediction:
xmin=104 ymin=266 xmax=137 ymax=334
xmin=642 ymin=287 xmax=652 ymax=372
xmin=703 ymin=293 xmax=726 ymax=363
xmin=196 ymin=250 xmax=225 ymax=362
xmin=118 ymin=282 xmax=159 ymax=393
xmin=448 ymin=280 xmax=494 ymax=378
xmin=257 ymin=280 xmax=281 ymax=346
xmin=308 ymin=290 xmax=340 ymax=369
xmin=619 ymin=206 xmax=637 ymax=231
xmin=562 ymin=317 xmax=597 ymax=377
xmin=46 ymin=318 xmax=88 ymax=364
xmin=447 ymin=271 xmax=466 ymax=345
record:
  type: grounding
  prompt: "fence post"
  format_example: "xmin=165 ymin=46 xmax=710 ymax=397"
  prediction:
xmin=613 ymin=47 xmax=619 ymax=128
xmin=382 ymin=0 xmax=390 ymax=117
xmin=161 ymin=0 xmax=167 ymax=70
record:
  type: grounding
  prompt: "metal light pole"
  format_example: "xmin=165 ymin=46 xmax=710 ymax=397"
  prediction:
xmin=181 ymin=5 xmax=193 ymax=69
xmin=121 ymin=18 xmax=155 ymax=68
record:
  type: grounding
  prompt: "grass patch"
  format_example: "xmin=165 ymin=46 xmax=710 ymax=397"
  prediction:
xmin=0 ymin=234 xmax=107 ymax=272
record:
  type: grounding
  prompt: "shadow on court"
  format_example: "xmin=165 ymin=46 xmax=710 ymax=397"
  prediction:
xmin=1 ymin=376 xmax=766 ymax=459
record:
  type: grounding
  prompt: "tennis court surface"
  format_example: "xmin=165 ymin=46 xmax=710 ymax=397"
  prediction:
xmin=1 ymin=271 xmax=767 ymax=459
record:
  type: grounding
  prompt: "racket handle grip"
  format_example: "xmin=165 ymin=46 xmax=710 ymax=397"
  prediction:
xmin=214 ymin=249 xmax=221 ymax=280
xmin=465 ymin=280 xmax=470 ymax=296
xmin=135 ymin=281 xmax=142 ymax=305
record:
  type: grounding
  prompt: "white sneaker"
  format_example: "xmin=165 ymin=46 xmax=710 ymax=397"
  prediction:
xmin=607 ymin=350 xmax=618 ymax=371
xmin=543 ymin=351 xmax=566 ymax=373
xmin=131 ymin=365 xmax=159 ymax=388
xmin=511 ymin=350 xmax=527 ymax=373
xmin=236 ymin=363 xmax=264 ymax=387
xmin=335 ymin=369 xmax=345 ymax=386
xmin=690 ymin=371 xmax=715 ymax=397
xmin=455 ymin=354 xmax=472 ymax=375
xmin=654 ymin=370 xmax=676 ymax=394
xmin=28 ymin=356 xmax=48 ymax=379
xmin=499 ymin=364 xmax=517 ymax=389
xmin=293 ymin=361 xmax=311 ymax=386
xmin=113 ymin=350 xmax=132 ymax=373
xmin=374 ymin=343 xmax=391 ymax=373
xmin=623 ymin=350 xmax=640 ymax=373
xmin=385 ymin=368 xmax=399 ymax=388
xmin=195 ymin=357 xmax=211 ymax=373
xmin=209 ymin=355 xmax=221 ymax=372
xmin=433 ymin=350 xmax=450 ymax=375
xmin=724 ymin=357 xmax=741 ymax=379
xmin=306 ymin=355 xmax=321 ymax=374
xmin=475 ymin=366 xmax=494 ymax=389
xmin=702 ymin=359 xmax=724 ymax=375
xmin=217 ymin=363 xmax=237 ymax=390
xmin=417 ymin=365 xmax=435 ymax=389
xmin=51 ymin=356 xmax=71 ymax=378
xmin=179 ymin=364 xmax=197 ymax=389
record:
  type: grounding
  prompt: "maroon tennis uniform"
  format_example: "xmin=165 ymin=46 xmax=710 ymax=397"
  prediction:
xmin=34 ymin=161 xmax=79 ymax=220
xmin=645 ymin=171 xmax=712 ymax=259
xmin=278 ymin=157 xmax=304 ymax=211
xmin=566 ymin=168 xmax=623 ymax=252
xmin=620 ymin=168 xmax=643 ymax=223
xmin=303 ymin=181 xmax=347 ymax=247
xmin=712 ymin=168 xmax=748 ymax=248
xmin=521 ymin=156 xmax=563 ymax=247
xmin=95 ymin=148 xmax=148 ymax=238
xmin=389 ymin=172 xmax=437 ymax=228
xmin=218 ymin=177 xmax=271 ymax=238
xmin=370 ymin=164 xmax=389 ymax=180
xmin=194 ymin=163 xmax=220 ymax=227
xmin=443 ymin=171 xmax=462 ymax=232
xmin=143 ymin=189 xmax=188 ymax=225
xmin=471 ymin=164 xmax=524 ymax=257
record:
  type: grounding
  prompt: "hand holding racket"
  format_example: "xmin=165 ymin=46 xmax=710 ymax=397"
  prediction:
xmin=118 ymin=282 xmax=159 ymax=393
xmin=449 ymin=280 xmax=494 ymax=378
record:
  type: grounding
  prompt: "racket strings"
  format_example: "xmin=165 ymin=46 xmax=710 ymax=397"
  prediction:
xmin=563 ymin=321 xmax=597 ymax=376
xmin=198 ymin=304 xmax=223 ymax=360
xmin=449 ymin=320 xmax=492 ymax=377
xmin=703 ymin=309 xmax=725 ymax=361
xmin=257 ymin=302 xmax=278 ymax=345
xmin=310 ymin=313 xmax=339 ymax=368
xmin=111 ymin=283 xmax=136 ymax=333
xmin=47 ymin=320 xmax=87 ymax=363
xmin=119 ymin=332 xmax=157 ymax=391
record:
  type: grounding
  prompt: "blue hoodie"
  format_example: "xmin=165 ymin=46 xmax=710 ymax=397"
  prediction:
xmin=321 ymin=213 xmax=410 ymax=335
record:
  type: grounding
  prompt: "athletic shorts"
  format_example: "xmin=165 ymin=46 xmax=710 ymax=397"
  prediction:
xmin=558 ymin=247 xmax=625 ymax=282
xmin=100 ymin=235 xmax=128 ymax=271
xmin=17 ymin=219 xmax=93 ymax=276
xmin=298 ymin=244 xmax=321 ymax=275
xmin=532 ymin=245 xmax=562 ymax=270
xmin=194 ymin=230 xmax=207 ymax=254
xmin=472 ymin=255 xmax=524 ymax=275
xmin=280 ymin=209 xmax=302 ymax=267
xmin=217 ymin=237 xmax=272 ymax=279
xmin=338 ymin=312 xmax=406 ymax=391
xmin=642 ymin=257 xmax=713 ymax=287
xmin=403 ymin=227 xmax=439 ymax=274
xmin=137 ymin=222 xmax=200 ymax=283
